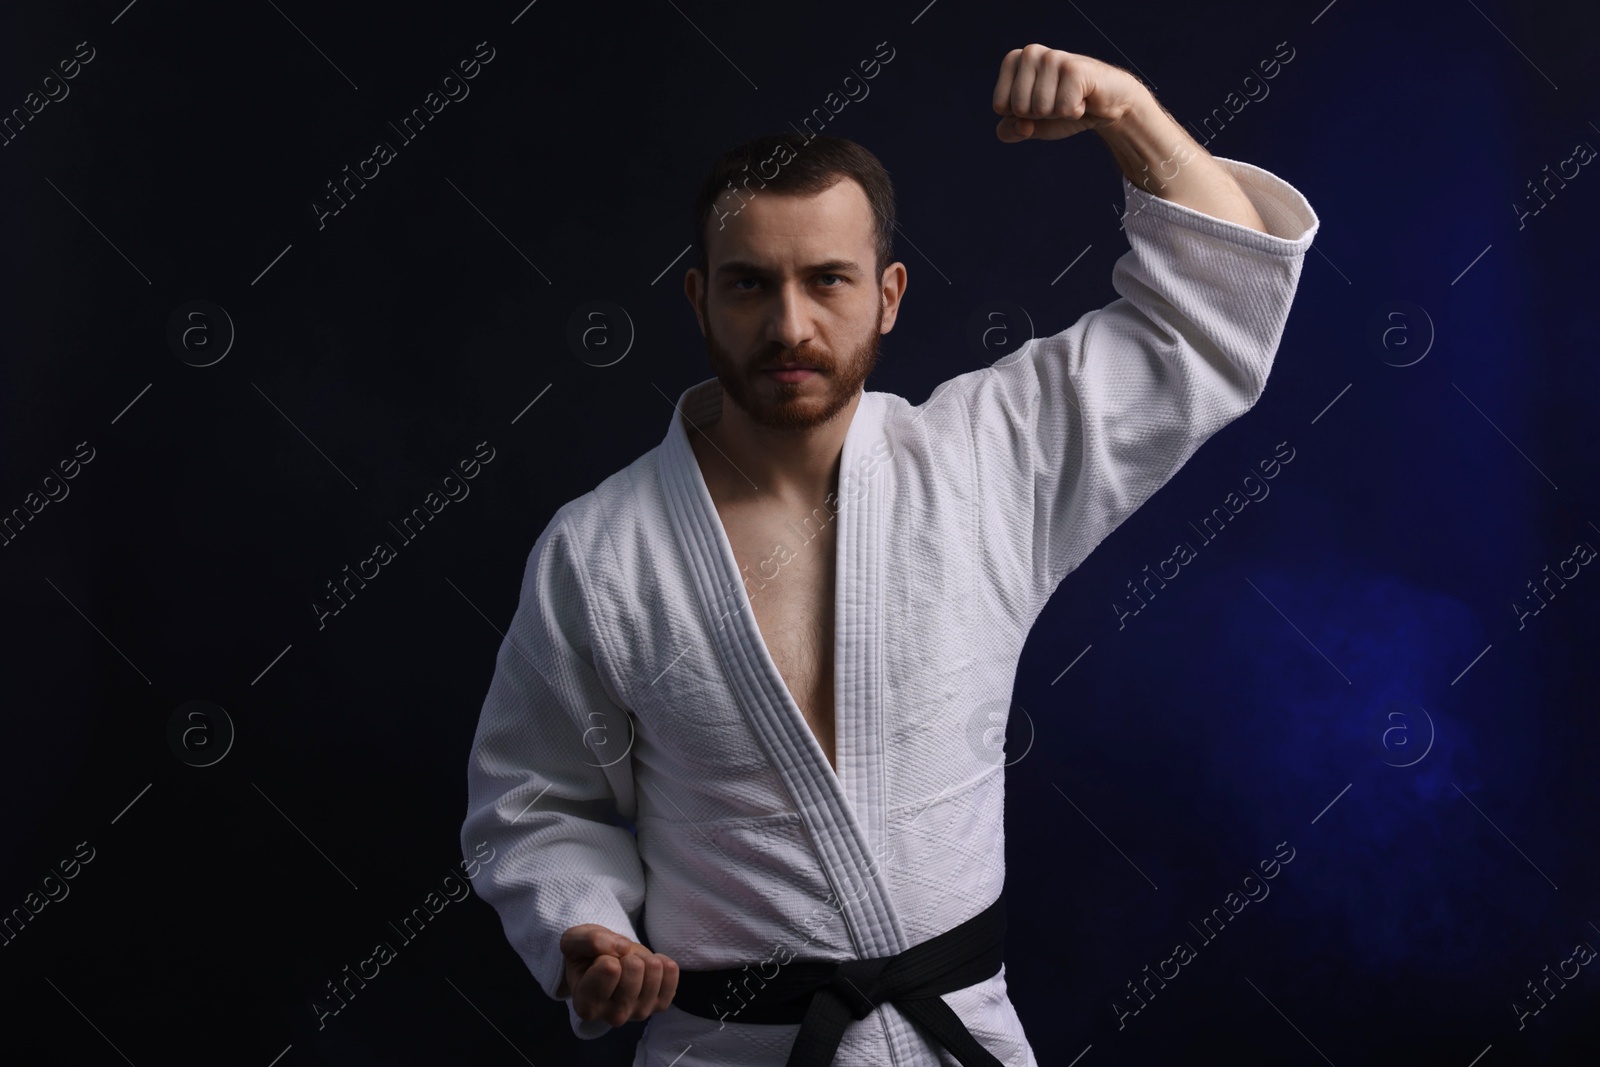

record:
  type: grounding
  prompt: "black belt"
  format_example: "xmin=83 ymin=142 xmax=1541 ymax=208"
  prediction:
xmin=671 ymin=894 xmax=1006 ymax=1067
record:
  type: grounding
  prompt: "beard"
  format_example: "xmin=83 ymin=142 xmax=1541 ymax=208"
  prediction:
xmin=700 ymin=293 xmax=883 ymax=432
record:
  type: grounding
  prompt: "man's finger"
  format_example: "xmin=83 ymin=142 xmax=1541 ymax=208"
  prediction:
xmin=654 ymin=955 xmax=680 ymax=1013
xmin=575 ymin=953 xmax=623 ymax=1019
xmin=1029 ymin=55 xmax=1061 ymax=120
xmin=606 ymin=952 xmax=647 ymax=1026
xmin=996 ymin=116 xmax=1033 ymax=143
xmin=630 ymin=955 xmax=665 ymax=1021
xmin=1009 ymin=49 xmax=1040 ymax=118
xmin=992 ymin=48 xmax=1022 ymax=115
xmin=561 ymin=924 xmax=629 ymax=961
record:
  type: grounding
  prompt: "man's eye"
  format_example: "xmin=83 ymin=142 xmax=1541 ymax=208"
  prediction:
xmin=730 ymin=275 xmax=847 ymax=291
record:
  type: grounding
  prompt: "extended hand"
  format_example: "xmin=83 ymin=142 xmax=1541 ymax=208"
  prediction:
xmin=992 ymin=45 xmax=1148 ymax=142
xmin=559 ymin=924 xmax=680 ymax=1026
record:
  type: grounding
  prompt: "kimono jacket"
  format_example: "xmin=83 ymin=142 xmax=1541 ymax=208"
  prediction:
xmin=460 ymin=155 xmax=1319 ymax=1065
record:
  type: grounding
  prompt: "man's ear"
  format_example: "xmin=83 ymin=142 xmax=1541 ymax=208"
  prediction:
xmin=683 ymin=267 xmax=707 ymax=336
xmin=879 ymin=260 xmax=907 ymax=333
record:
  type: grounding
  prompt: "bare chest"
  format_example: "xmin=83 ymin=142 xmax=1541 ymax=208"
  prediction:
xmin=719 ymin=508 xmax=838 ymax=770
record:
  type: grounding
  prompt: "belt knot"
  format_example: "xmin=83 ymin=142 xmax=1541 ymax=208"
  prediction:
xmin=827 ymin=956 xmax=891 ymax=1020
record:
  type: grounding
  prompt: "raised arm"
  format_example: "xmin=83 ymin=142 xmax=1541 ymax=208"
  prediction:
xmin=992 ymin=44 xmax=1266 ymax=233
xmin=910 ymin=45 xmax=1319 ymax=621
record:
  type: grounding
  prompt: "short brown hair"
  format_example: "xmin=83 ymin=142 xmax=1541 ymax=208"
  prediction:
xmin=691 ymin=132 xmax=896 ymax=281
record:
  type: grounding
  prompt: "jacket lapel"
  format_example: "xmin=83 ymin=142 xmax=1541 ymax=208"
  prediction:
xmin=658 ymin=377 xmax=906 ymax=958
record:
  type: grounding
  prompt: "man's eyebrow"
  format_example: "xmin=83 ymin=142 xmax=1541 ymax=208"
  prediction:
xmin=714 ymin=259 xmax=863 ymax=277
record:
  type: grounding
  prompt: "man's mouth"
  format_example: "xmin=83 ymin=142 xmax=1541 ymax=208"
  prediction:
xmin=763 ymin=364 xmax=820 ymax=382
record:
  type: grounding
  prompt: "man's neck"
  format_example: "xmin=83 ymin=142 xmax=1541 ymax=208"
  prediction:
xmin=690 ymin=389 xmax=863 ymax=506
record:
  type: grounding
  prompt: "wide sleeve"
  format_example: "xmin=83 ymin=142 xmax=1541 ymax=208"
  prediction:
xmin=459 ymin=509 xmax=646 ymax=1040
xmin=923 ymin=155 xmax=1318 ymax=619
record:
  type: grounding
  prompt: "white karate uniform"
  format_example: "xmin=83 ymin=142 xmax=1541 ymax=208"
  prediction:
xmin=460 ymin=156 xmax=1318 ymax=1065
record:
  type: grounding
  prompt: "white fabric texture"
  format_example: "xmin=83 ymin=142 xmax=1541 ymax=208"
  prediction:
xmin=460 ymin=156 xmax=1319 ymax=1065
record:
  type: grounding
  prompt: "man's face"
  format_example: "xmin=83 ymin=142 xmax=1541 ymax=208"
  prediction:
xmin=692 ymin=178 xmax=891 ymax=432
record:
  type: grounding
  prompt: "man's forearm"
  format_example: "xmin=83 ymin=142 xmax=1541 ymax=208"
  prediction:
xmin=1095 ymin=92 xmax=1268 ymax=234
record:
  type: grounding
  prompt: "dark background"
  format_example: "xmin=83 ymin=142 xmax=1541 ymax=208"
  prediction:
xmin=4 ymin=0 xmax=1598 ymax=1064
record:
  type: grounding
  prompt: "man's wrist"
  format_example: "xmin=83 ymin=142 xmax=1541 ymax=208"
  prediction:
xmin=1095 ymin=91 xmax=1196 ymax=197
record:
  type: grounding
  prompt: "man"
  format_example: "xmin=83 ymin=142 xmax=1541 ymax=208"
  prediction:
xmin=460 ymin=44 xmax=1318 ymax=1066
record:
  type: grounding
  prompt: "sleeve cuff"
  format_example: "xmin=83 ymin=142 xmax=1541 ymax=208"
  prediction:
xmin=568 ymin=997 xmax=613 ymax=1039
xmin=1121 ymin=155 xmax=1319 ymax=256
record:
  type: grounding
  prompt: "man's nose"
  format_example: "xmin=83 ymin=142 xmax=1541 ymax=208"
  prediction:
xmin=764 ymin=284 xmax=817 ymax=353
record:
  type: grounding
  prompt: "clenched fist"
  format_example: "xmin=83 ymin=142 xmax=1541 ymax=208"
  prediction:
xmin=992 ymin=45 xmax=1149 ymax=142
xmin=558 ymin=924 xmax=680 ymax=1026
